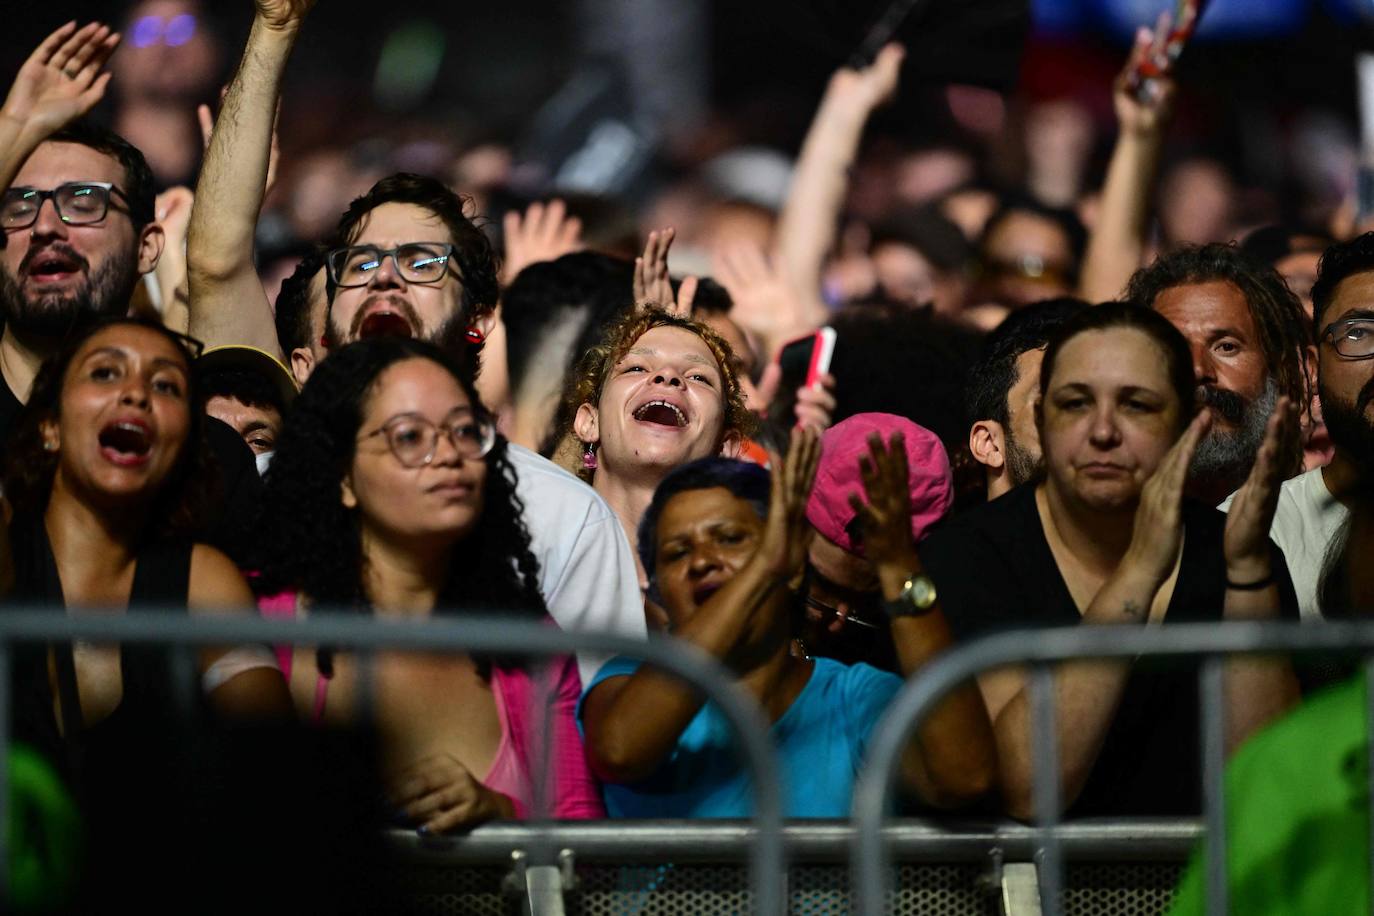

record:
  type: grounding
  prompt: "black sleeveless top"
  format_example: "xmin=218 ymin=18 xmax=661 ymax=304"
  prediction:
xmin=8 ymin=516 xmax=194 ymax=802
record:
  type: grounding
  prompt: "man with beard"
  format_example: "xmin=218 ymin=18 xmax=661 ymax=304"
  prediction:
xmin=1218 ymin=234 xmax=1374 ymax=619
xmin=965 ymin=298 xmax=1086 ymax=500
xmin=1126 ymin=244 xmax=1310 ymax=505
xmin=187 ymin=0 xmax=645 ymax=683
xmin=0 ymin=22 xmax=159 ymax=434
xmin=0 ymin=23 xmax=265 ymax=563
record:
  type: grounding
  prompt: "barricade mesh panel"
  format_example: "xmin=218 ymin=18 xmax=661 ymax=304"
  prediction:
xmin=1061 ymin=863 xmax=1183 ymax=916
xmin=394 ymin=860 xmax=1182 ymax=915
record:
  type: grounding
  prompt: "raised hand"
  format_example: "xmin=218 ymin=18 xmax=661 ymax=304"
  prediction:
xmin=1 ymin=22 xmax=120 ymax=139
xmin=1114 ymin=15 xmax=1177 ymax=136
xmin=755 ymin=427 xmax=821 ymax=581
xmin=848 ymin=431 xmax=918 ymax=572
xmin=389 ymin=753 xmax=514 ymax=834
xmin=500 ymin=198 xmax=583 ymax=287
xmin=713 ymin=242 xmax=813 ymax=353
xmin=1224 ymin=397 xmax=1298 ymax=581
xmin=253 ymin=0 xmax=318 ymax=33
xmin=1122 ymin=411 xmax=1210 ymax=588
xmin=825 ymin=42 xmax=904 ymax=114
xmin=633 ymin=227 xmax=694 ymax=317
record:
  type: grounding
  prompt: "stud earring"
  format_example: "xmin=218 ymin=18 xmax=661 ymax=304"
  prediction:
xmin=581 ymin=441 xmax=598 ymax=471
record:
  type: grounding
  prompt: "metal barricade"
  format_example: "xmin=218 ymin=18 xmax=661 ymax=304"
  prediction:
xmin=386 ymin=818 xmax=1200 ymax=915
xmin=0 ymin=610 xmax=787 ymax=915
xmin=851 ymin=620 xmax=1374 ymax=916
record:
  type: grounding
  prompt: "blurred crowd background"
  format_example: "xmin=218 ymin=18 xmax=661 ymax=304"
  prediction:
xmin=7 ymin=0 xmax=1374 ymax=311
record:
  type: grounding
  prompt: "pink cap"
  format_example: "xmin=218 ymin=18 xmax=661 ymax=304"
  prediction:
xmin=805 ymin=413 xmax=953 ymax=555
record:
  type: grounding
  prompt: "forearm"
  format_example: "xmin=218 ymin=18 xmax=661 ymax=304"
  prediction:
xmin=774 ymin=94 xmax=865 ymax=330
xmin=587 ymin=560 xmax=787 ymax=781
xmin=187 ymin=18 xmax=296 ymax=352
xmin=994 ymin=567 xmax=1160 ymax=819
xmin=0 ymin=112 xmax=43 ymax=192
xmin=1078 ymin=131 xmax=1164 ymax=302
xmin=878 ymin=553 xmax=997 ymax=806
xmin=1220 ymin=566 xmax=1299 ymax=752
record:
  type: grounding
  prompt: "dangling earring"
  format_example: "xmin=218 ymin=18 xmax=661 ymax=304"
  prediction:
xmin=582 ymin=441 xmax=598 ymax=471
xmin=465 ymin=325 xmax=486 ymax=344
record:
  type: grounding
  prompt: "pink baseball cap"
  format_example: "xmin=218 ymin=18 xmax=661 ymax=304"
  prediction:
xmin=805 ymin=413 xmax=953 ymax=555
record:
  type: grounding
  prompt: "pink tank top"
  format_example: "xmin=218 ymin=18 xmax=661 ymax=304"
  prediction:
xmin=256 ymin=591 xmax=603 ymax=819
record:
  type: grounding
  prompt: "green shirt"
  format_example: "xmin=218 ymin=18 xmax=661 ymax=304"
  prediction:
xmin=1169 ymin=674 xmax=1370 ymax=915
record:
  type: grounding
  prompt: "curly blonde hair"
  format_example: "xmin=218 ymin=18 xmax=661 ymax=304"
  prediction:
xmin=555 ymin=307 xmax=754 ymax=481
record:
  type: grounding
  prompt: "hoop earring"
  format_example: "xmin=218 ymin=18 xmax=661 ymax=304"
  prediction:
xmin=465 ymin=326 xmax=486 ymax=344
xmin=581 ymin=441 xmax=598 ymax=471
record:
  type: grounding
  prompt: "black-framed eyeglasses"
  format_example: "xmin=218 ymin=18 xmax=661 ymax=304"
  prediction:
xmin=799 ymin=564 xmax=882 ymax=630
xmin=359 ymin=412 xmax=496 ymax=468
xmin=1 ymin=182 xmax=130 ymax=229
xmin=325 ymin=243 xmax=455 ymax=288
xmin=1321 ymin=317 xmax=1374 ymax=360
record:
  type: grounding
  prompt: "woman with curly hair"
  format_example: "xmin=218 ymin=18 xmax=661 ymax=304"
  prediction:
xmin=255 ymin=336 xmax=602 ymax=831
xmin=558 ymin=307 xmax=754 ymax=580
xmin=2 ymin=317 xmax=292 ymax=846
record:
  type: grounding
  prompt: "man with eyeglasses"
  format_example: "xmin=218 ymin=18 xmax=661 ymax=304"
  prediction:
xmin=187 ymin=0 xmax=646 ymax=684
xmin=0 ymin=22 xmax=266 ymax=566
xmin=0 ymin=21 xmax=161 ymax=431
xmin=1221 ymin=233 xmax=1374 ymax=619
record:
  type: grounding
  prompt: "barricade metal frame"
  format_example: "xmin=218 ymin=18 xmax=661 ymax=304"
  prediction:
xmin=852 ymin=620 xmax=1374 ymax=916
xmin=0 ymin=610 xmax=788 ymax=915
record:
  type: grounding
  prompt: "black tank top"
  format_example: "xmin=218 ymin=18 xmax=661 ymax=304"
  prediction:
xmin=7 ymin=516 xmax=194 ymax=797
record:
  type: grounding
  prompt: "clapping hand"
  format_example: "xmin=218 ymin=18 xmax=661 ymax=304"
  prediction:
xmin=1122 ymin=411 xmax=1210 ymax=588
xmin=2 ymin=22 xmax=120 ymax=141
xmin=1224 ymin=397 xmax=1298 ymax=582
xmin=755 ymin=428 xmax=822 ymax=583
xmin=848 ymin=431 xmax=919 ymax=572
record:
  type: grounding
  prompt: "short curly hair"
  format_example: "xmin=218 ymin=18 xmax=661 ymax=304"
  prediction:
xmin=556 ymin=307 xmax=754 ymax=482
xmin=253 ymin=337 xmax=546 ymax=672
xmin=2 ymin=317 xmax=215 ymax=537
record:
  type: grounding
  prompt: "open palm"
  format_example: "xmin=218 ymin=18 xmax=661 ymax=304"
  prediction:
xmin=3 ymin=22 xmax=120 ymax=136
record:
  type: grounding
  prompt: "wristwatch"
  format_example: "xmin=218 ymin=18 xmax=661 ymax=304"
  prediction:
xmin=882 ymin=574 xmax=938 ymax=619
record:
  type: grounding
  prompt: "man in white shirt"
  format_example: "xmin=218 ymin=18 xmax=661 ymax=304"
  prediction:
xmin=1221 ymin=233 xmax=1374 ymax=619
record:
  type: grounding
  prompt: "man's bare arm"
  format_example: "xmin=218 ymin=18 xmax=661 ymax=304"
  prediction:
xmin=186 ymin=1 xmax=315 ymax=356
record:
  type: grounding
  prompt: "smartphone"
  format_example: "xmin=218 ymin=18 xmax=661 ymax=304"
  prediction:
xmin=769 ymin=327 xmax=836 ymax=428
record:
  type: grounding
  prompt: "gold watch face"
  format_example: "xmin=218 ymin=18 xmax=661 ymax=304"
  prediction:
xmin=910 ymin=576 xmax=937 ymax=609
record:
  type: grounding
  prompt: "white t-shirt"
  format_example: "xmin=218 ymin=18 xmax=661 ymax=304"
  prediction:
xmin=1219 ymin=467 xmax=1349 ymax=621
xmin=506 ymin=443 xmax=646 ymax=684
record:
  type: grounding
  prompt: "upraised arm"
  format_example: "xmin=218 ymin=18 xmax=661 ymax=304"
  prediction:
xmin=772 ymin=44 xmax=903 ymax=342
xmin=1078 ymin=22 xmax=1177 ymax=302
xmin=0 ymin=21 xmax=120 ymax=191
xmin=847 ymin=430 xmax=996 ymax=808
xmin=186 ymin=0 xmax=315 ymax=357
